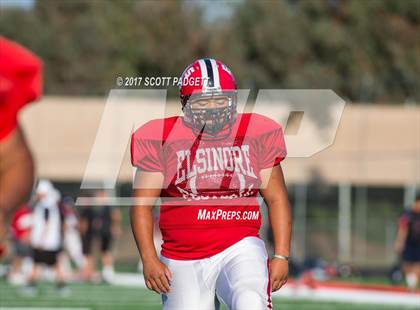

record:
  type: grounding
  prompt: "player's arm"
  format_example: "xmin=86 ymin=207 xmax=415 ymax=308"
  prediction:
xmin=394 ymin=215 xmax=408 ymax=254
xmin=111 ymin=207 xmax=122 ymax=238
xmin=130 ymin=170 xmax=172 ymax=294
xmin=78 ymin=211 xmax=88 ymax=235
xmin=259 ymin=165 xmax=292 ymax=292
xmin=0 ymin=127 xmax=34 ymax=253
xmin=0 ymin=127 xmax=34 ymax=213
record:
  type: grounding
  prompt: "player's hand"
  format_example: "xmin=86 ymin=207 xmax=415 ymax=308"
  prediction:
xmin=142 ymin=258 xmax=173 ymax=294
xmin=269 ymin=258 xmax=288 ymax=292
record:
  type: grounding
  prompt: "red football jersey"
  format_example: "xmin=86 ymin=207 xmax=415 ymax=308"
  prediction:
xmin=131 ymin=113 xmax=286 ymax=260
xmin=0 ymin=37 xmax=42 ymax=140
xmin=10 ymin=204 xmax=32 ymax=241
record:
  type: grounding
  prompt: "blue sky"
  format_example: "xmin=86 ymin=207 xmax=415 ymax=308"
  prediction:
xmin=0 ymin=0 xmax=238 ymax=22
xmin=0 ymin=0 xmax=34 ymax=9
xmin=0 ymin=0 xmax=243 ymax=22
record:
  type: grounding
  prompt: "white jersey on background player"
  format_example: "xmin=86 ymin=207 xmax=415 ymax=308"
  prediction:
xmin=31 ymin=180 xmax=62 ymax=251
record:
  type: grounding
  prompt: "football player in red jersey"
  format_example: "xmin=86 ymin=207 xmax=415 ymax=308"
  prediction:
xmin=0 ymin=37 xmax=42 ymax=258
xmin=131 ymin=58 xmax=291 ymax=309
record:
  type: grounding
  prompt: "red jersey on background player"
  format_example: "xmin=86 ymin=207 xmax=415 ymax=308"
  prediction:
xmin=8 ymin=204 xmax=33 ymax=284
xmin=131 ymin=58 xmax=292 ymax=309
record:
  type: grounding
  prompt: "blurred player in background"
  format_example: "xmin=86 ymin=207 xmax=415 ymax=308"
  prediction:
xmin=80 ymin=190 xmax=121 ymax=283
xmin=8 ymin=203 xmax=33 ymax=285
xmin=395 ymin=194 xmax=420 ymax=292
xmin=131 ymin=58 xmax=291 ymax=309
xmin=26 ymin=180 xmax=66 ymax=294
xmin=0 ymin=36 xmax=42 ymax=258
xmin=60 ymin=196 xmax=84 ymax=279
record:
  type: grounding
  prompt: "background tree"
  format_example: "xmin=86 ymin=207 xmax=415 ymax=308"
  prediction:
xmin=0 ymin=0 xmax=418 ymax=102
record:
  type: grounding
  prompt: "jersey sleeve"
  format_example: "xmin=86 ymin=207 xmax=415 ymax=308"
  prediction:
xmin=0 ymin=36 xmax=43 ymax=140
xmin=130 ymin=126 xmax=164 ymax=172
xmin=258 ymin=125 xmax=287 ymax=169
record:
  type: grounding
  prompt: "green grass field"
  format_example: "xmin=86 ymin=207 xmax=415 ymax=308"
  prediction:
xmin=0 ymin=282 xmax=416 ymax=310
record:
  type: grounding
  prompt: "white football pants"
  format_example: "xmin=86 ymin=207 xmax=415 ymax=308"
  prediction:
xmin=160 ymin=236 xmax=272 ymax=310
